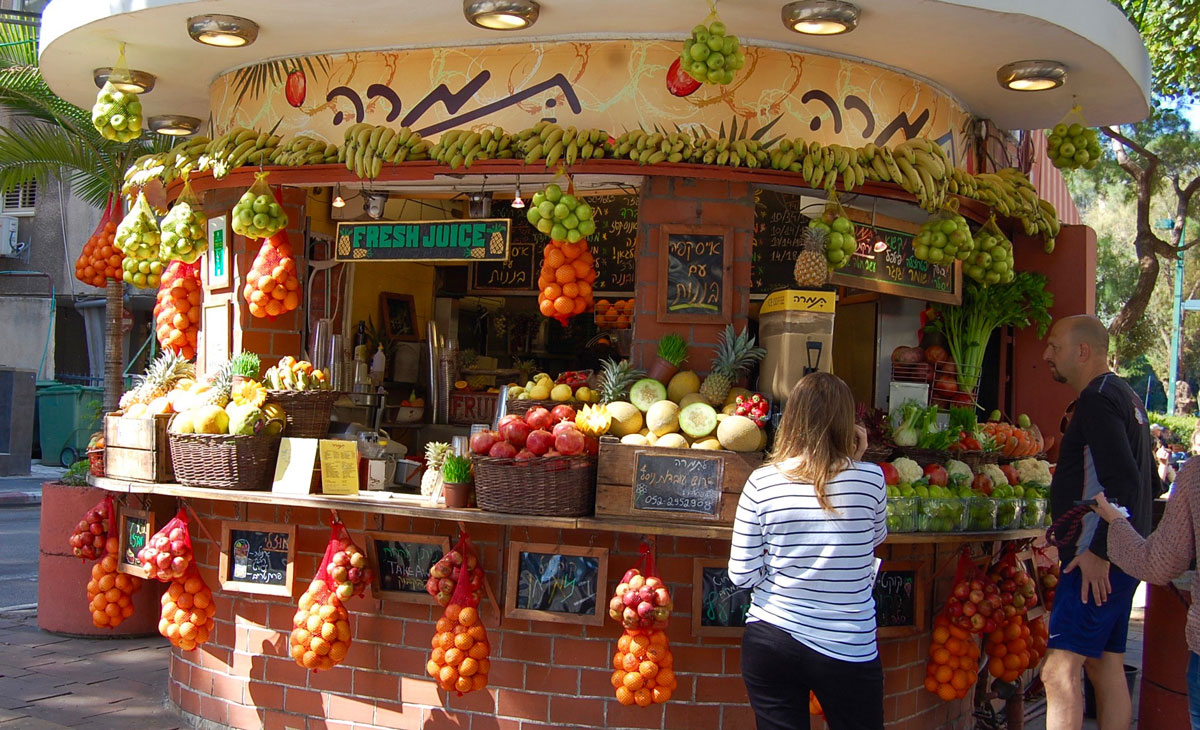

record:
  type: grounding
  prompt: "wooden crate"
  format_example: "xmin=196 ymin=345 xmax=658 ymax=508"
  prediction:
xmin=594 ymin=437 xmax=764 ymax=524
xmin=103 ymin=413 xmax=174 ymax=482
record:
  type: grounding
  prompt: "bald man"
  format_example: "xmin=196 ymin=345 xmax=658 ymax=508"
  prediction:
xmin=1041 ymin=315 xmax=1155 ymax=730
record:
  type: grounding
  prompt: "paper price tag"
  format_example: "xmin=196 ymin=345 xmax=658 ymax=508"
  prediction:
xmin=319 ymin=439 xmax=359 ymax=495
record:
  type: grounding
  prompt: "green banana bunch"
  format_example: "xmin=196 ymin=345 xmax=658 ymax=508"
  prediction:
xmin=429 ymin=126 xmax=517 ymax=169
xmin=269 ymin=136 xmax=339 ymax=166
xmin=198 ymin=128 xmax=281 ymax=179
xmin=122 ymin=136 xmax=210 ymax=194
xmin=342 ymin=123 xmax=430 ymax=179
xmin=514 ymin=124 xmax=610 ymax=167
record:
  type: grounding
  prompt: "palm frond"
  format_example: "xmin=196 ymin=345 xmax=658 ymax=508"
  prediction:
xmin=0 ymin=19 xmax=37 ymax=67
xmin=0 ymin=118 xmax=114 ymax=206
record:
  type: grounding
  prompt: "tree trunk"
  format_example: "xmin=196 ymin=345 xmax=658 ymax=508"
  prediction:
xmin=103 ymin=279 xmax=123 ymax=412
xmin=1109 ymin=235 xmax=1162 ymax=339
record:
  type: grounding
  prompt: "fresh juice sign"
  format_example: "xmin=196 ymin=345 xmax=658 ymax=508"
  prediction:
xmin=335 ymin=219 xmax=510 ymax=262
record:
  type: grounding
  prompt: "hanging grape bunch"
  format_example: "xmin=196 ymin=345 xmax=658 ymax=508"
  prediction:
xmin=681 ymin=21 xmax=744 ymax=87
xmin=1047 ymin=123 xmax=1101 ymax=171
xmin=914 ymin=210 xmax=974 ymax=265
xmin=964 ymin=224 xmax=1015 ymax=286
xmin=525 ymin=183 xmax=596 ymax=243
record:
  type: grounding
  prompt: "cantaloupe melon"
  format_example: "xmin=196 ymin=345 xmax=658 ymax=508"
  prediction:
xmin=655 ymin=433 xmax=688 ymax=449
xmin=667 ymin=371 xmax=701 ymax=403
xmin=646 ymin=401 xmax=681 ymax=437
xmin=717 ymin=415 xmax=761 ymax=452
xmin=620 ymin=434 xmax=649 ymax=446
xmin=607 ymin=401 xmax=644 ymax=437
xmin=677 ymin=392 xmax=707 ymax=409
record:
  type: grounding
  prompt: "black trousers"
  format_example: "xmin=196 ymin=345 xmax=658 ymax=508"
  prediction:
xmin=740 ymin=620 xmax=884 ymax=730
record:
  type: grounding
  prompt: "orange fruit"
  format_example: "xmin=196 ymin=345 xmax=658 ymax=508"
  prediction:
xmin=1005 ymin=622 xmax=1022 ymax=641
xmin=934 ymin=665 xmax=953 ymax=684
xmin=652 ymin=687 xmax=672 ymax=704
xmin=553 ymin=296 xmax=573 ymax=315
xmin=459 ymin=657 xmax=479 ymax=677
xmin=439 ymin=665 xmax=458 ymax=685
xmin=455 ymin=676 xmax=473 ymax=693
xmin=426 ymin=660 xmax=440 ymax=678
xmin=937 ymin=683 xmax=957 ymax=702
xmin=951 ymin=670 xmax=971 ymax=691
xmin=436 ymin=617 xmax=454 ymax=633
xmin=471 ymin=674 xmax=488 ymax=691
xmin=615 ymin=686 xmax=635 ymax=706
xmin=611 ymin=670 xmax=624 ymax=689
xmin=932 ymin=647 xmax=950 ymax=665
xmin=945 ymin=637 xmax=964 ymax=656
xmin=438 ymin=633 xmax=455 ymax=651
xmin=431 ymin=647 xmax=446 ymax=664
xmin=622 ymin=653 xmax=640 ymax=672
xmin=1003 ymin=653 xmax=1022 ymax=671
xmin=634 ymin=688 xmax=653 ymax=707
xmin=468 ymin=624 xmax=487 ymax=642
xmin=444 ymin=648 xmax=464 ymax=666
xmin=468 ymin=642 xmax=489 ymax=660
xmin=622 ymin=671 xmax=645 ymax=692
xmin=328 ymin=642 xmax=348 ymax=663
xmin=629 ymin=634 xmax=650 ymax=657
xmin=925 ymin=676 xmax=940 ymax=693
xmin=458 ymin=607 xmax=478 ymax=626
xmin=655 ymin=668 xmax=676 ymax=690
xmin=546 ymin=248 xmax=565 ymax=269
xmin=555 ymin=266 xmax=576 ymax=284
xmin=454 ymin=633 xmax=474 ymax=651
xmin=337 ymin=621 xmax=351 ymax=642
xmin=310 ymin=637 xmax=331 ymax=656
xmin=638 ymin=660 xmax=659 ymax=678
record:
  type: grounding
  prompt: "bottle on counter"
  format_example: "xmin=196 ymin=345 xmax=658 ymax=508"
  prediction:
xmin=353 ymin=320 xmax=369 ymax=362
xmin=370 ymin=345 xmax=386 ymax=386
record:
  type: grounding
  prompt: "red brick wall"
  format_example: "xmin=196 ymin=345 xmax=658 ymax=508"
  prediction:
xmin=170 ymin=499 xmax=976 ymax=730
xmin=630 ymin=178 xmax=754 ymax=374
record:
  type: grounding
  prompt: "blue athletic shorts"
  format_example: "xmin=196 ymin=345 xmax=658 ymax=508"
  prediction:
xmin=1047 ymin=564 xmax=1140 ymax=658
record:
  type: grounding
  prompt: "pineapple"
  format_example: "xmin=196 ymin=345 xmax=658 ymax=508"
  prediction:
xmin=699 ymin=325 xmax=767 ymax=406
xmin=597 ymin=358 xmax=645 ymax=404
xmin=793 ymin=225 xmax=830 ymax=288
xmin=119 ymin=351 xmax=194 ymax=409
xmin=420 ymin=441 xmax=454 ymax=497
xmin=200 ymin=359 xmax=234 ymax=408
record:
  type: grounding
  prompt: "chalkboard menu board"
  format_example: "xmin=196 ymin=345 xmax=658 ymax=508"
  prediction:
xmin=585 ymin=193 xmax=639 ymax=295
xmin=504 ymin=542 xmax=608 ymax=625
xmin=632 ymin=451 xmax=724 ymax=518
xmin=752 ymin=188 xmax=812 ymax=296
xmin=117 ymin=508 xmax=153 ymax=578
xmin=219 ymin=521 xmax=296 ymax=597
xmin=366 ymin=533 xmax=449 ymax=602
xmin=659 ymin=225 xmax=731 ymax=323
xmin=492 ymin=197 xmax=541 ymax=245
xmin=831 ymin=226 xmax=960 ymax=304
xmin=470 ymin=242 xmax=536 ymax=293
xmin=873 ymin=561 xmax=926 ymax=637
xmin=692 ymin=559 xmax=753 ymax=636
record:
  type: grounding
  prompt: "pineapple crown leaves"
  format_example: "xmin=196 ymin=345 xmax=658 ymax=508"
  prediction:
xmin=800 ymin=224 xmax=829 ymax=251
xmin=712 ymin=325 xmax=766 ymax=378
xmin=656 ymin=334 xmax=688 ymax=367
xmin=207 ymin=358 xmax=235 ymax=395
xmin=441 ymin=454 xmax=472 ymax=483
xmin=597 ymin=357 xmax=645 ymax=404
xmin=424 ymin=441 xmax=453 ymax=469
xmin=229 ymin=351 xmax=261 ymax=378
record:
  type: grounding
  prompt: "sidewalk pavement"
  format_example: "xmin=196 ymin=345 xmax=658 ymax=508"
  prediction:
xmin=0 ymin=465 xmax=62 ymax=507
xmin=0 ymin=611 xmax=180 ymax=729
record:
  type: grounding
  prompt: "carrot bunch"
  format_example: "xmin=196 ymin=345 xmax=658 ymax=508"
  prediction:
xmin=243 ymin=231 xmax=301 ymax=319
xmin=75 ymin=198 xmax=124 ymax=287
xmin=924 ymin=613 xmax=981 ymax=702
xmin=980 ymin=422 xmax=1044 ymax=457
xmin=154 ymin=261 xmax=202 ymax=360
xmin=537 ymin=238 xmax=596 ymax=325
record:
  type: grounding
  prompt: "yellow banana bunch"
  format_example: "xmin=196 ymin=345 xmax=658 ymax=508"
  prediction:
xmin=269 ymin=136 xmax=339 ymax=167
xmin=198 ymin=128 xmax=281 ymax=179
xmin=341 ymin=123 xmax=430 ymax=179
xmin=122 ymin=136 xmax=210 ymax=194
xmin=428 ymin=126 xmax=517 ymax=169
xmin=515 ymin=123 xmax=610 ymax=167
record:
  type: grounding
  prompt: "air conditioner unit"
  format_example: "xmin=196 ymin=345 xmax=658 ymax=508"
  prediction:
xmin=0 ymin=216 xmax=23 ymax=258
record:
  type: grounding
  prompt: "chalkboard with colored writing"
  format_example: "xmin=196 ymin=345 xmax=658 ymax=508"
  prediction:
xmin=873 ymin=561 xmax=926 ymax=637
xmin=504 ymin=542 xmax=608 ymax=625
xmin=632 ymin=451 xmax=724 ymax=518
xmin=830 ymin=225 xmax=960 ymax=305
xmin=659 ymin=225 xmax=731 ymax=323
xmin=366 ymin=533 xmax=449 ymax=602
xmin=585 ymin=194 xmax=639 ymax=295
xmin=117 ymin=508 xmax=153 ymax=578
xmin=752 ymin=188 xmax=813 ymax=296
xmin=692 ymin=559 xmax=754 ymax=636
xmin=470 ymin=242 xmax=536 ymax=293
xmin=219 ymin=521 xmax=296 ymax=597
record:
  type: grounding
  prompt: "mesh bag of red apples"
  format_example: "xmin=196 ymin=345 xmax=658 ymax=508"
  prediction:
xmin=469 ymin=404 xmax=597 ymax=461
xmin=425 ymin=532 xmax=486 ymax=607
xmin=608 ymin=546 xmax=678 ymax=707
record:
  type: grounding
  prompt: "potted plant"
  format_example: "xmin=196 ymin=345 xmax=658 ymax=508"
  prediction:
xmin=440 ymin=454 xmax=473 ymax=509
xmin=229 ymin=352 xmax=261 ymax=390
xmin=648 ymin=333 xmax=688 ymax=385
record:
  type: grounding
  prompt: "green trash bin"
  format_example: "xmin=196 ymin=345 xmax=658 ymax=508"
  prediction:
xmin=36 ymin=384 xmax=103 ymax=467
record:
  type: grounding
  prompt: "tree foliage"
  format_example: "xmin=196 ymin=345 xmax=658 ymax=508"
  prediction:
xmin=1111 ymin=0 xmax=1200 ymax=100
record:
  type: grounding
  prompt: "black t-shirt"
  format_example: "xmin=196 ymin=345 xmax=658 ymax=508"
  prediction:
xmin=1050 ymin=373 xmax=1155 ymax=564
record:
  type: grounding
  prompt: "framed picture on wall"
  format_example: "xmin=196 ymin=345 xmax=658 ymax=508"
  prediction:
xmin=379 ymin=292 xmax=418 ymax=342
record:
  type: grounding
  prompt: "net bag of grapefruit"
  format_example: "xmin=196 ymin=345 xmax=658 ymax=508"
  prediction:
xmin=289 ymin=521 xmax=358 ymax=671
xmin=74 ymin=194 xmax=123 ymax=288
xmin=608 ymin=546 xmax=677 ymax=707
xmin=425 ymin=531 xmax=486 ymax=608
xmin=137 ymin=507 xmax=194 ymax=581
xmin=154 ymin=260 xmax=202 ymax=359
xmin=426 ymin=558 xmax=491 ymax=695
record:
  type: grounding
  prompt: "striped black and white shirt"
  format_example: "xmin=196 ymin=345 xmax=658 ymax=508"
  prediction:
xmin=728 ymin=460 xmax=887 ymax=662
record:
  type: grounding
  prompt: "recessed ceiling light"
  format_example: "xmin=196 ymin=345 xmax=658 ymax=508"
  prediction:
xmin=92 ymin=67 xmax=156 ymax=94
xmin=187 ymin=14 xmax=260 ymax=47
xmin=782 ymin=0 xmax=860 ymax=36
xmin=997 ymin=60 xmax=1067 ymax=91
xmin=463 ymin=0 xmax=539 ymax=30
xmin=149 ymin=115 xmax=202 ymax=136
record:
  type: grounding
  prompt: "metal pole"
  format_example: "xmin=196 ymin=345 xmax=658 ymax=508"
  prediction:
xmin=1169 ymin=219 xmax=1186 ymax=414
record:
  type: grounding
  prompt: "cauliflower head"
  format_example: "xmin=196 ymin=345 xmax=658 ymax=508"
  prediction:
xmin=1015 ymin=458 xmax=1052 ymax=487
xmin=891 ymin=457 xmax=923 ymax=485
xmin=945 ymin=459 xmax=973 ymax=486
xmin=979 ymin=463 xmax=1008 ymax=490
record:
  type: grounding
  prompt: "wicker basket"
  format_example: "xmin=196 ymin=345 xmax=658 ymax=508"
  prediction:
xmin=168 ymin=432 xmax=282 ymax=490
xmin=862 ymin=444 xmax=894 ymax=463
xmin=955 ymin=450 xmax=1001 ymax=469
xmin=267 ymin=390 xmax=339 ymax=438
xmin=892 ymin=446 xmax=955 ymax=466
xmin=504 ymin=398 xmax=587 ymax=416
xmin=471 ymin=454 xmax=596 ymax=516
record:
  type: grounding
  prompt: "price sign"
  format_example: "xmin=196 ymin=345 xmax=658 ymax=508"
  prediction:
xmin=117 ymin=508 xmax=154 ymax=578
xmin=692 ymin=558 xmax=754 ymax=636
xmin=504 ymin=541 xmax=608 ymax=626
xmin=219 ymin=521 xmax=296 ymax=597
xmin=752 ymin=188 xmax=812 ymax=296
xmin=319 ymin=439 xmax=359 ymax=495
xmin=366 ymin=533 xmax=449 ymax=602
xmin=659 ymin=225 xmax=730 ymax=323
xmin=873 ymin=561 xmax=926 ymax=637
xmin=631 ymin=451 xmax=724 ymax=518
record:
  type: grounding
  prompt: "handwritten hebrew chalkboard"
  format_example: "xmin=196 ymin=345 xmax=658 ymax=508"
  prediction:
xmin=659 ymin=225 xmax=731 ymax=323
xmin=492 ymin=197 xmax=541 ymax=245
xmin=752 ymin=188 xmax=813 ymax=296
xmin=692 ymin=559 xmax=753 ymax=636
xmin=470 ymin=242 xmax=536 ymax=293
xmin=504 ymin=542 xmax=608 ymax=625
xmin=830 ymin=224 xmax=960 ymax=305
xmin=873 ymin=561 xmax=926 ymax=637
xmin=117 ymin=508 xmax=153 ymax=578
xmin=586 ymin=193 xmax=639 ymax=295
xmin=366 ymin=533 xmax=449 ymax=602
xmin=219 ymin=521 xmax=296 ymax=597
xmin=632 ymin=451 xmax=724 ymax=518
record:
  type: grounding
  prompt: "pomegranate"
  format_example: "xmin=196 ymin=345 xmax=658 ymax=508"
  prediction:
xmin=550 ymin=404 xmax=577 ymax=423
xmin=500 ymin=419 xmax=532 ymax=448
xmin=555 ymin=429 xmax=585 ymax=455
xmin=525 ymin=429 xmax=554 ymax=456
xmin=488 ymin=441 xmax=517 ymax=459
xmin=524 ymin=407 xmax=553 ymax=431
xmin=469 ymin=429 xmax=501 ymax=455
xmin=551 ymin=421 xmax=577 ymax=438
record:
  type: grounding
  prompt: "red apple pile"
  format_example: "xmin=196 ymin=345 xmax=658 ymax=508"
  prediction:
xmin=944 ymin=571 xmax=1003 ymax=635
xmin=733 ymin=393 xmax=770 ymax=428
xmin=987 ymin=559 xmax=1039 ymax=618
xmin=609 ymin=568 xmax=673 ymax=631
xmin=426 ymin=546 xmax=485 ymax=608
xmin=470 ymin=405 xmax=595 ymax=461
xmin=326 ymin=536 xmax=373 ymax=602
xmin=69 ymin=504 xmax=110 ymax=561
xmin=1039 ymin=562 xmax=1059 ymax=611
xmin=137 ymin=524 xmax=193 ymax=581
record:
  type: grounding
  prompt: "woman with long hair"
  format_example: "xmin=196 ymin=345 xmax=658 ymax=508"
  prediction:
xmin=729 ymin=372 xmax=886 ymax=730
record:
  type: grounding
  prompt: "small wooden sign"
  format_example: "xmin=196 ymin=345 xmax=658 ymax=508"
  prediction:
xmin=117 ymin=508 xmax=154 ymax=578
xmin=658 ymin=224 xmax=731 ymax=323
xmin=692 ymin=558 xmax=754 ymax=637
xmin=504 ymin=541 xmax=608 ymax=626
xmin=335 ymin=219 xmax=511 ymax=263
xmin=366 ymin=533 xmax=450 ymax=602
xmin=219 ymin=521 xmax=296 ymax=597
xmin=1015 ymin=550 xmax=1046 ymax=619
xmin=874 ymin=560 xmax=926 ymax=638
xmin=319 ymin=439 xmax=359 ymax=495
xmin=632 ymin=451 xmax=724 ymax=518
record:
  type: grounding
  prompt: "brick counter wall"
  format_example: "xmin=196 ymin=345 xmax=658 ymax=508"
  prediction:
xmin=171 ymin=499 xmax=976 ymax=730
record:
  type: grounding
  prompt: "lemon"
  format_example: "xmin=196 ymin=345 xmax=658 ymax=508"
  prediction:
xmin=575 ymin=386 xmax=592 ymax=402
xmin=529 ymin=384 xmax=551 ymax=400
xmin=550 ymin=383 xmax=573 ymax=402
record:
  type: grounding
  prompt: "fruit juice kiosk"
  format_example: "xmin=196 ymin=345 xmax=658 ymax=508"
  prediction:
xmin=34 ymin=0 xmax=1154 ymax=727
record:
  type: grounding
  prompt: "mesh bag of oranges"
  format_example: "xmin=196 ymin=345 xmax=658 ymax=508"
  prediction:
xmin=137 ymin=507 xmax=194 ymax=581
xmin=87 ymin=535 xmax=143 ymax=630
xmin=67 ymin=494 xmax=113 ymax=562
xmin=426 ymin=558 xmax=491 ymax=695
xmin=984 ymin=613 xmax=1035 ymax=684
xmin=154 ymin=261 xmax=202 ymax=359
xmin=924 ymin=611 xmax=981 ymax=702
xmin=243 ymin=229 xmax=301 ymax=319
xmin=611 ymin=628 xmax=677 ymax=707
xmin=74 ymin=194 xmax=124 ymax=288
xmin=158 ymin=566 xmax=216 ymax=651
xmin=537 ymin=238 xmax=597 ymax=325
